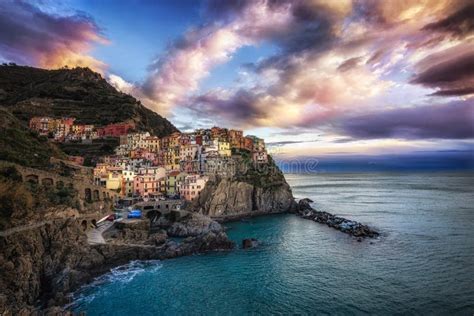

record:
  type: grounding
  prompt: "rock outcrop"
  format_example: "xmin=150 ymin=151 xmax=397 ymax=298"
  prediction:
xmin=295 ymin=198 xmax=379 ymax=239
xmin=242 ymin=238 xmax=259 ymax=249
xmin=0 ymin=218 xmax=92 ymax=314
xmin=165 ymin=213 xmax=224 ymax=237
xmin=192 ymin=158 xmax=296 ymax=220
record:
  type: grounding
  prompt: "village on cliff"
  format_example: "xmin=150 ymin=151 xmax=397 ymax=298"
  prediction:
xmin=29 ymin=117 xmax=269 ymax=203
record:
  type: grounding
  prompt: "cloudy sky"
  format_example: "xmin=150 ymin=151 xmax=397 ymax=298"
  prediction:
xmin=1 ymin=0 xmax=473 ymax=163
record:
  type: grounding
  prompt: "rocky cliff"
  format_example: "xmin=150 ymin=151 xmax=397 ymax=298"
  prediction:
xmin=192 ymin=157 xmax=296 ymax=219
xmin=0 ymin=218 xmax=92 ymax=314
xmin=0 ymin=214 xmax=233 ymax=314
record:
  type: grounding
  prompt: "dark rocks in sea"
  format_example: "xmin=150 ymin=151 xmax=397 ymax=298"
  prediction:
xmin=295 ymin=198 xmax=379 ymax=239
xmin=242 ymin=238 xmax=259 ymax=249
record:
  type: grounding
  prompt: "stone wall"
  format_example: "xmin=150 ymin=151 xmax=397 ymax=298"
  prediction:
xmin=0 ymin=161 xmax=119 ymax=203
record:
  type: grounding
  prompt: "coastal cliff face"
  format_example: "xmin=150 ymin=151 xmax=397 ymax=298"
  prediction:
xmin=192 ymin=158 xmax=296 ymax=219
xmin=0 ymin=214 xmax=233 ymax=314
xmin=0 ymin=218 xmax=91 ymax=314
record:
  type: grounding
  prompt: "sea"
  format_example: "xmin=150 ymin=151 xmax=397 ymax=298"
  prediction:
xmin=71 ymin=173 xmax=474 ymax=315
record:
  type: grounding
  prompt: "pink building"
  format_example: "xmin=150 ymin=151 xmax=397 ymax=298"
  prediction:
xmin=133 ymin=174 xmax=159 ymax=197
xmin=142 ymin=151 xmax=156 ymax=162
xmin=179 ymin=175 xmax=209 ymax=201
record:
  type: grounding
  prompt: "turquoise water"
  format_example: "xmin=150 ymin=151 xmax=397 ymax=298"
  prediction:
xmin=72 ymin=173 xmax=474 ymax=315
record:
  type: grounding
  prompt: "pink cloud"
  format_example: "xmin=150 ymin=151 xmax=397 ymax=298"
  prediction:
xmin=0 ymin=0 xmax=108 ymax=72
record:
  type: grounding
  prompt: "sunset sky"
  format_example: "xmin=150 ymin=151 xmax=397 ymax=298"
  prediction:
xmin=0 ymin=0 xmax=473 ymax=166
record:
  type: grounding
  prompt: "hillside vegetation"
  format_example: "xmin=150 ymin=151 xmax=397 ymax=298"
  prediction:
xmin=0 ymin=65 xmax=178 ymax=137
xmin=0 ymin=107 xmax=65 ymax=168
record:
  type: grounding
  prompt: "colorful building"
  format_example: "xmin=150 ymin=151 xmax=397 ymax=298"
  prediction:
xmin=218 ymin=139 xmax=231 ymax=157
xmin=29 ymin=117 xmax=52 ymax=135
xmin=97 ymin=122 xmax=134 ymax=137
xmin=180 ymin=175 xmax=209 ymax=201
xmin=166 ymin=171 xmax=188 ymax=195
xmin=229 ymin=129 xmax=244 ymax=149
xmin=169 ymin=132 xmax=182 ymax=148
xmin=145 ymin=136 xmax=160 ymax=152
xmin=121 ymin=169 xmax=135 ymax=197
xmin=252 ymin=151 xmax=268 ymax=164
xmin=243 ymin=136 xmax=254 ymax=152
xmin=133 ymin=174 xmax=159 ymax=197
xmin=105 ymin=168 xmax=123 ymax=191
xmin=180 ymin=144 xmax=199 ymax=161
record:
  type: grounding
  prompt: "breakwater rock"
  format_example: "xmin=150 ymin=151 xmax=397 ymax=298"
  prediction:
xmin=295 ymin=199 xmax=379 ymax=239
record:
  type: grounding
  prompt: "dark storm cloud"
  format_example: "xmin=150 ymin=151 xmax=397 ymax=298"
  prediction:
xmin=422 ymin=3 xmax=474 ymax=37
xmin=340 ymin=101 xmax=474 ymax=140
xmin=203 ymin=0 xmax=340 ymax=78
xmin=430 ymin=87 xmax=474 ymax=97
xmin=276 ymin=1 xmax=337 ymax=54
xmin=190 ymin=89 xmax=266 ymax=126
xmin=411 ymin=51 xmax=474 ymax=97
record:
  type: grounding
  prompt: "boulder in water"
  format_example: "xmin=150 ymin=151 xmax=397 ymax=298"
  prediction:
xmin=242 ymin=238 xmax=259 ymax=249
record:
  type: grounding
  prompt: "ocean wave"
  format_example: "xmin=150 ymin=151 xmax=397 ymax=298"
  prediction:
xmin=105 ymin=259 xmax=162 ymax=284
xmin=68 ymin=260 xmax=162 ymax=310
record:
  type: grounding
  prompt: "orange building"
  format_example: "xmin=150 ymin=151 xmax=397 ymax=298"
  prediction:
xmin=229 ymin=129 xmax=244 ymax=149
xmin=243 ymin=136 xmax=254 ymax=152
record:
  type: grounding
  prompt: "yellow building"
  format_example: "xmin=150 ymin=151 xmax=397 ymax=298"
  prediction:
xmin=169 ymin=132 xmax=181 ymax=148
xmin=164 ymin=147 xmax=180 ymax=170
xmin=105 ymin=168 xmax=123 ymax=191
xmin=218 ymin=139 xmax=231 ymax=157
xmin=145 ymin=136 xmax=160 ymax=152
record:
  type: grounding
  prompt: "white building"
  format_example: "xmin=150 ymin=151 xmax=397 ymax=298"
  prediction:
xmin=126 ymin=132 xmax=151 ymax=150
xmin=137 ymin=166 xmax=166 ymax=179
xmin=180 ymin=144 xmax=199 ymax=162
